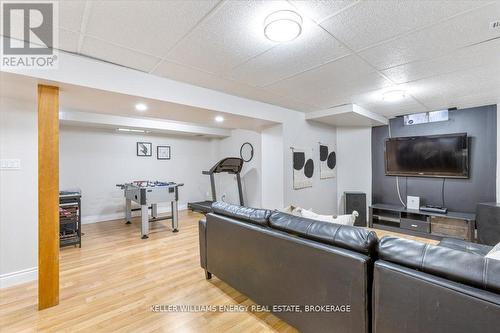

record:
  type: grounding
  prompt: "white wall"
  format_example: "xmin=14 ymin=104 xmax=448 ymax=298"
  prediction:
xmin=336 ymin=127 xmax=372 ymax=222
xmin=282 ymin=120 xmax=338 ymax=214
xmin=262 ymin=124 xmax=284 ymax=209
xmin=0 ymin=98 xmax=38 ymax=288
xmin=60 ymin=126 xmax=218 ymax=223
xmin=213 ymin=129 xmax=262 ymax=208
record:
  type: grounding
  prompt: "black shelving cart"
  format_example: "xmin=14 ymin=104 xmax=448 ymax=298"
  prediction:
xmin=59 ymin=190 xmax=82 ymax=248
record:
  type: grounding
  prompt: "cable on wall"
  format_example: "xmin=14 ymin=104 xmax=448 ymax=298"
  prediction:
xmin=441 ymin=177 xmax=446 ymax=207
xmin=388 ymin=120 xmax=407 ymax=208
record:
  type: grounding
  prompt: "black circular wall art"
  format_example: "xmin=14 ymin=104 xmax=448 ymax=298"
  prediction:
xmin=327 ymin=151 xmax=336 ymax=169
xmin=293 ymin=152 xmax=305 ymax=170
xmin=320 ymin=145 xmax=329 ymax=161
xmin=293 ymin=151 xmax=314 ymax=178
xmin=240 ymin=142 xmax=254 ymax=162
xmin=304 ymin=159 xmax=314 ymax=178
xmin=320 ymin=144 xmax=336 ymax=170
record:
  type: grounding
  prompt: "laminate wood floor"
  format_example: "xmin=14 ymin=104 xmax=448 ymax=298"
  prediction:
xmin=0 ymin=210 xmax=436 ymax=332
xmin=0 ymin=211 xmax=296 ymax=332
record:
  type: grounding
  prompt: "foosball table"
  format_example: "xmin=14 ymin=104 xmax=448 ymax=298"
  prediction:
xmin=116 ymin=181 xmax=184 ymax=239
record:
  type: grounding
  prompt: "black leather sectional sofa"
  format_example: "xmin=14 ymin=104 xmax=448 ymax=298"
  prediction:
xmin=198 ymin=202 xmax=500 ymax=333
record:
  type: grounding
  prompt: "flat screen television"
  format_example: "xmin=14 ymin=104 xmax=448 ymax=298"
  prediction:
xmin=385 ymin=133 xmax=469 ymax=178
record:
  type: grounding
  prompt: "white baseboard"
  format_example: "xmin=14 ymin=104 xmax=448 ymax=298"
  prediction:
xmin=82 ymin=204 xmax=188 ymax=224
xmin=0 ymin=267 xmax=37 ymax=289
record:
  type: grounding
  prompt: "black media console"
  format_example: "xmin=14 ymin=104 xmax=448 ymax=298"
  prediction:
xmin=369 ymin=203 xmax=476 ymax=241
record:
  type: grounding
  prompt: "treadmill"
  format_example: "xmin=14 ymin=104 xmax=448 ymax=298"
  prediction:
xmin=188 ymin=157 xmax=244 ymax=214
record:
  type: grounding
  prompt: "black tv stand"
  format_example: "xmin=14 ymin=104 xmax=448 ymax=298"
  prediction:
xmin=369 ymin=203 xmax=475 ymax=241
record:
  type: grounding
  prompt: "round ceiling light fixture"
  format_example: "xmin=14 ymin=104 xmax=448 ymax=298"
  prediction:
xmin=135 ymin=103 xmax=148 ymax=111
xmin=382 ymin=90 xmax=407 ymax=102
xmin=264 ymin=10 xmax=302 ymax=42
xmin=215 ymin=115 xmax=224 ymax=123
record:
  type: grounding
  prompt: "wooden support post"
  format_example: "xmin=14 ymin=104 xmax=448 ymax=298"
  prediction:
xmin=38 ymin=85 xmax=59 ymax=310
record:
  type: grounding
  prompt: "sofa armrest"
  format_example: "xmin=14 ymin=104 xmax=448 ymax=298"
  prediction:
xmin=438 ymin=237 xmax=492 ymax=256
xmin=199 ymin=218 xmax=207 ymax=269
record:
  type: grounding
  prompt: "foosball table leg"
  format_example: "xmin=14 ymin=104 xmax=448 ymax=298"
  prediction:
xmin=151 ymin=203 xmax=158 ymax=219
xmin=125 ymin=198 xmax=132 ymax=224
xmin=141 ymin=204 xmax=149 ymax=239
xmin=171 ymin=201 xmax=179 ymax=232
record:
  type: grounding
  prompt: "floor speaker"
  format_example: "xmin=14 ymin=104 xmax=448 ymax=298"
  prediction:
xmin=345 ymin=192 xmax=367 ymax=227
xmin=476 ymin=202 xmax=500 ymax=245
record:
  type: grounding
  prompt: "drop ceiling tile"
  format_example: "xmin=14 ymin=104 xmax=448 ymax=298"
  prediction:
xmin=153 ymin=59 xmax=254 ymax=93
xmin=407 ymin=63 xmax=500 ymax=110
xmin=59 ymin=0 xmax=86 ymax=32
xmin=289 ymin=0 xmax=359 ymax=22
xmin=381 ymin=38 xmax=500 ymax=84
xmin=353 ymin=90 xmax=428 ymax=118
xmin=229 ymin=21 xmax=349 ymax=87
xmin=166 ymin=0 xmax=290 ymax=74
xmin=84 ymin=0 xmax=219 ymax=57
xmin=306 ymin=72 xmax=393 ymax=109
xmin=422 ymin=89 xmax=500 ymax=111
xmin=265 ymin=54 xmax=375 ymax=101
xmin=359 ymin=2 xmax=500 ymax=70
xmin=320 ymin=0 xmax=490 ymax=51
xmin=153 ymin=59 xmax=316 ymax=111
xmin=58 ymin=28 xmax=80 ymax=53
xmin=80 ymin=36 xmax=161 ymax=72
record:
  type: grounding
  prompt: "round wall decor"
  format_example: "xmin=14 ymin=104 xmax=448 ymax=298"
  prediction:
xmin=240 ymin=142 xmax=254 ymax=162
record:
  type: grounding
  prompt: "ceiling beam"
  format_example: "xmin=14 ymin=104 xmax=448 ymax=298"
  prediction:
xmin=59 ymin=110 xmax=231 ymax=138
xmin=1 ymin=37 xmax=303 ymax=124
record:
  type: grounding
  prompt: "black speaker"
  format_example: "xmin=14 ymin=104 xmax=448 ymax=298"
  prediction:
xmin=345 ymin=192 xmax=367 ymax=227
xmin=476 ymin=202 xmax=500 ymax=245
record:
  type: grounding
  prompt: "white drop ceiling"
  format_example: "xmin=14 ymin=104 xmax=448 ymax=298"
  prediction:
xmin=5 ymin=0 xmax=500 ymax=118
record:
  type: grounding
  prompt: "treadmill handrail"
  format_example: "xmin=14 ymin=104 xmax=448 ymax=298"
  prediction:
xmin=207 ymin=157 xmax=244 ymax=174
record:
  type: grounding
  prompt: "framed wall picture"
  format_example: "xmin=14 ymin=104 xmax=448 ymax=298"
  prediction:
xmin=136 ymin=142 xmax=152 ymax=157
xmin=157 ymin=145 xmax=171 ymax=160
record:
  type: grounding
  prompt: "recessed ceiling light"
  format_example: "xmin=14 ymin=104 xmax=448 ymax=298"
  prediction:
xmin=215 ymin=115 xmax=224 ymax=123
xmin=135 ymin=103 xmax=148 ymax=111
xmin=264 ymin=10 xmax=302 ymax=42
xmin=382 ymin=90 xmax=406 ymax=102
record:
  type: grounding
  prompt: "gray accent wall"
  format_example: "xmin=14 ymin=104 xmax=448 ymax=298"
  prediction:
xmin=372 ymin=104 xmax=497 ymax=213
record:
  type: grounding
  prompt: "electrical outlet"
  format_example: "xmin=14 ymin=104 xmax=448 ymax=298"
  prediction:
xmin=491 ymin=20 xmax=500 ymax=30
xmin=0 ymin=159 xmax=21 ymax=170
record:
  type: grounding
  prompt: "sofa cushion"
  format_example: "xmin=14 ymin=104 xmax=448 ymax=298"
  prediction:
xmin=379 ymin=236 xmax=500 ymax=294
xmin=211 ymin=201 xmax=271 ymax=226
xmin=486 ymin=242 xmax=500 ymax=261
xmin=438 ymin=237 xmax=492 ymax=256
xmin=298 ymin=207 xmax=356 ymax=226
xmin=268 ymin=211 xmax=378 ymax=255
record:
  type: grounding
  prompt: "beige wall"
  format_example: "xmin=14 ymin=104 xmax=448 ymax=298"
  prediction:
xmin=59 ymin=126 xmax=219 ymax=223
xmin=0 ymin=98 xmax=38 ymax=287
xmin=336 ymin=127 xmax=372 ymax=222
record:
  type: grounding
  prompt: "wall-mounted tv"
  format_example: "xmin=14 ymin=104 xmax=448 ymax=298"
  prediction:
xmin=385 ymin=133 xmax=469 ymax=178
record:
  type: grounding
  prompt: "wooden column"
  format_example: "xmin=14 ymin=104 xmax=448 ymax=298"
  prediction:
xmin=38 ymin=85 xmax=59 ymax=310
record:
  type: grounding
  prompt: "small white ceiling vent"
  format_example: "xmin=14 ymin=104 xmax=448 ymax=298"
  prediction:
xmin=490 ymin=21 xmax=500 ymax=30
